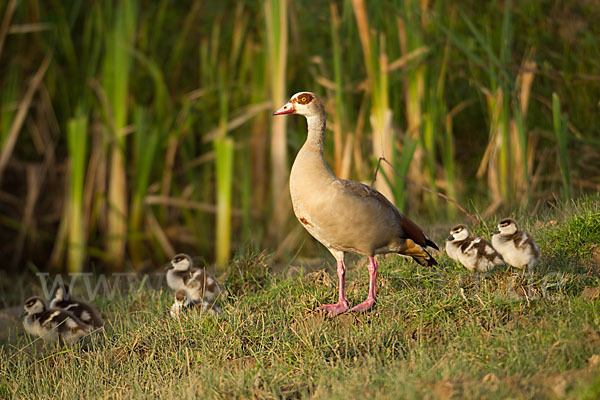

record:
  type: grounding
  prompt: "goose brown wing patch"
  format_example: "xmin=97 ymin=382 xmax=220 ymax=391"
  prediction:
xmin=401 ymin=217 xmax=426 ymax=247
xmin=401 ymin=217 xmax=432 ymax=249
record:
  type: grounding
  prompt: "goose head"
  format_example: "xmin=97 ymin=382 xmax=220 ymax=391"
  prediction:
xmin=493 ymin=218 xmax=518 ymax=235
xmin=447 ymin=224 xmax=469 ymax=242
xmin=273 ymin=92 xmax=324 ymax=118
xmin=23 ymin=296 xmax=46 ymax=315
xmin=166 ymin=253 xmax=192 ymax=272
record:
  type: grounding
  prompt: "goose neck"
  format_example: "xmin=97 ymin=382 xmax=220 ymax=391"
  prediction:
xmin=305 ymin=114 xmax=326 ymax=150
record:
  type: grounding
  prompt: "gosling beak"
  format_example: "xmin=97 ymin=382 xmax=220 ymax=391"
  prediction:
xmin=273 ymin=102 xmax=295 ymax=115
xmin=165 ymin=264 xmax=174 ymax=271
xmin=446 ymin=235 xmax=454 ymax=241
xmin=492 ymin=229 xmax=500 ymax=235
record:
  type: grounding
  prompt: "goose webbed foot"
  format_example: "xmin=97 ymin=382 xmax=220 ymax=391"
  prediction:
xmin=318 ymin=300 xmax=350 ymax=317
xmin=349 ymin=297 xmax=375 ymax=313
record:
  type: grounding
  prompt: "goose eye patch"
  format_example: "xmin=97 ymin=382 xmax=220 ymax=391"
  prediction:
xmin=296 ymin=93 xmax=313 ymax=105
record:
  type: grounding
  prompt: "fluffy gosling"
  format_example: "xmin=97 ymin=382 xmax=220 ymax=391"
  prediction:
xmin=169 ymin=289 xmax=222 ymax=319
xmin=23 ymin=296 xmax=91 ymax=343
xmin=165 ymin=253 xmax=221 ymax=302
xmin=446 ymin=224 xmax=504 ymax=272
xmin=49 ymin=284 xmax=104 ymax=329
xmin=491 ymin=218 xmax=540 ymax=270
xmin=169 ymin=290 xmax=187 ymax=319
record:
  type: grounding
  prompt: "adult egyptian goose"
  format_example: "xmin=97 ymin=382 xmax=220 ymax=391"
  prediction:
xmin=273 ymin=92 xmax=439 ymax=316
xmin=445 ymin=225 xmax=504 ymax=272
xmin=49 ymin=284 xmax=104 ymax=329
xmin=165 ymin=253 xmax=221 ymax=302
xmin=23 ymin=296 xmax=91 ymax=343
xmin=491 ymin=218 xmax=540 ymax=270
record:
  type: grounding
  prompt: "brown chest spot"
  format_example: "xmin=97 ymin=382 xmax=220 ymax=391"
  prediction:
xmin=298 ymin=217 xmax=312 ymax=226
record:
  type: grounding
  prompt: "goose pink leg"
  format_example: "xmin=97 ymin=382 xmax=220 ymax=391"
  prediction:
xmin=318 ymin=260 xmax=351 ymax=317
xmin=350 ymin=256 xmax=378 ymax=313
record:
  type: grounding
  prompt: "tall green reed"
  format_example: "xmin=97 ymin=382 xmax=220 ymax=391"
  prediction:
xmin=128 ymin=46 xmax=172 ymax=266
xmin=552 ymin=92 xmax=572 ymax=199
xmin=101 ymin=0 xmax=137 ymax=269
xmin=214 ymin=63 xmax=234 ymax=269
xmin=128 ymin=106 xmax=161 ymax=265
xmin=65 ymin=112 xmax=88 ymax=273
xmin=448 ymin=0 xmax=532 ymax=211
xmin=265 ymin=0 xmax=289 ymax=240
xmin=352 ymin=0 xmax=395 ymax=202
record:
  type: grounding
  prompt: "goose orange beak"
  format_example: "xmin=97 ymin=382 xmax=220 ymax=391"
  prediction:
xmin=273 ymin=102 xmax=295 ymax=115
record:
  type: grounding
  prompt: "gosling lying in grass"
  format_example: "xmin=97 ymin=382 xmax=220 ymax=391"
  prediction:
xmin=50 ymin=283 xmax=104 ymax=329
xmin=23 ymin=296 xmax=91 ymax=343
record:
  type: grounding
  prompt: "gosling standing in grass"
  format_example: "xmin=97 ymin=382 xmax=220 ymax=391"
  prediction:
xmin=446 ymin=225 xmax=504 ymax=272
xmin=492 ymin=218 xmax=540 ymax=270
xmin=169 ymin=290 xmax=222 ymax=319
xmin=23 ymin=296 xmax=91 ymax=343
xmin=50 ymin=284 xmax=104 ymax=329
xmin=169 ymin=290 xmax=187 ymax=319
xmin=166 ymin=253 xmax=221 ymax=303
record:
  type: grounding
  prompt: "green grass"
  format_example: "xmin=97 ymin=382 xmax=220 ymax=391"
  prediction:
xmin=1 ymin=197 xmax=600 ymax=399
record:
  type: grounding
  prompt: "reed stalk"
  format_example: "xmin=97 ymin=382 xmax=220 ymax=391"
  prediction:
xmin=398 ymin=0 xmax=443 ymax=214
xmin=128 ymin=49 xmax=171 ymax=266
xmin=352 ymin=0 xmax=394 ymax=202
xmin=452 ymin=0 xmax=534 ymax=210
xmin=128 ymin=106 xmax=161 ymax=267
xmin=214 ymin=63 xmax=234 ymax=269
xmin=102 ymin=0 xmax=137 ymax=269
xmin=66 ymin=112 xmax=88 ymax=273
xmin=329 ymin=2 xmax=348 ymax=178
xmin=248 ymin=38 xmax=268 ymax=239
xmin=398 ymin=2 xmax=425 ymax=196
xmin=264 ymin=0 xmax=289 ymax=240
xmin=552 ymin=92 xmax=572 ymax=199
xmin=1 ymin=67 xmax=19 ymax=145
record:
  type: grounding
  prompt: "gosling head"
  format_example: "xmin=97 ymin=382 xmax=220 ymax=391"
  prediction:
xmin=273 ymin=92 xmax=324 ymax=118
xmin=174 ymin=290 xmax=187 ymax=305
xmin=23 ymin=296 xmax=46 ymax=315
xmin=52 ymin=283 xmax=71 ymax=302
xmin=447 ymin=224 xmax=469 ymax=242
xmin=494 ymin=218 xmax=518 ymax=235
xmin=166 ymin=253 xmax=193 ymax=272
